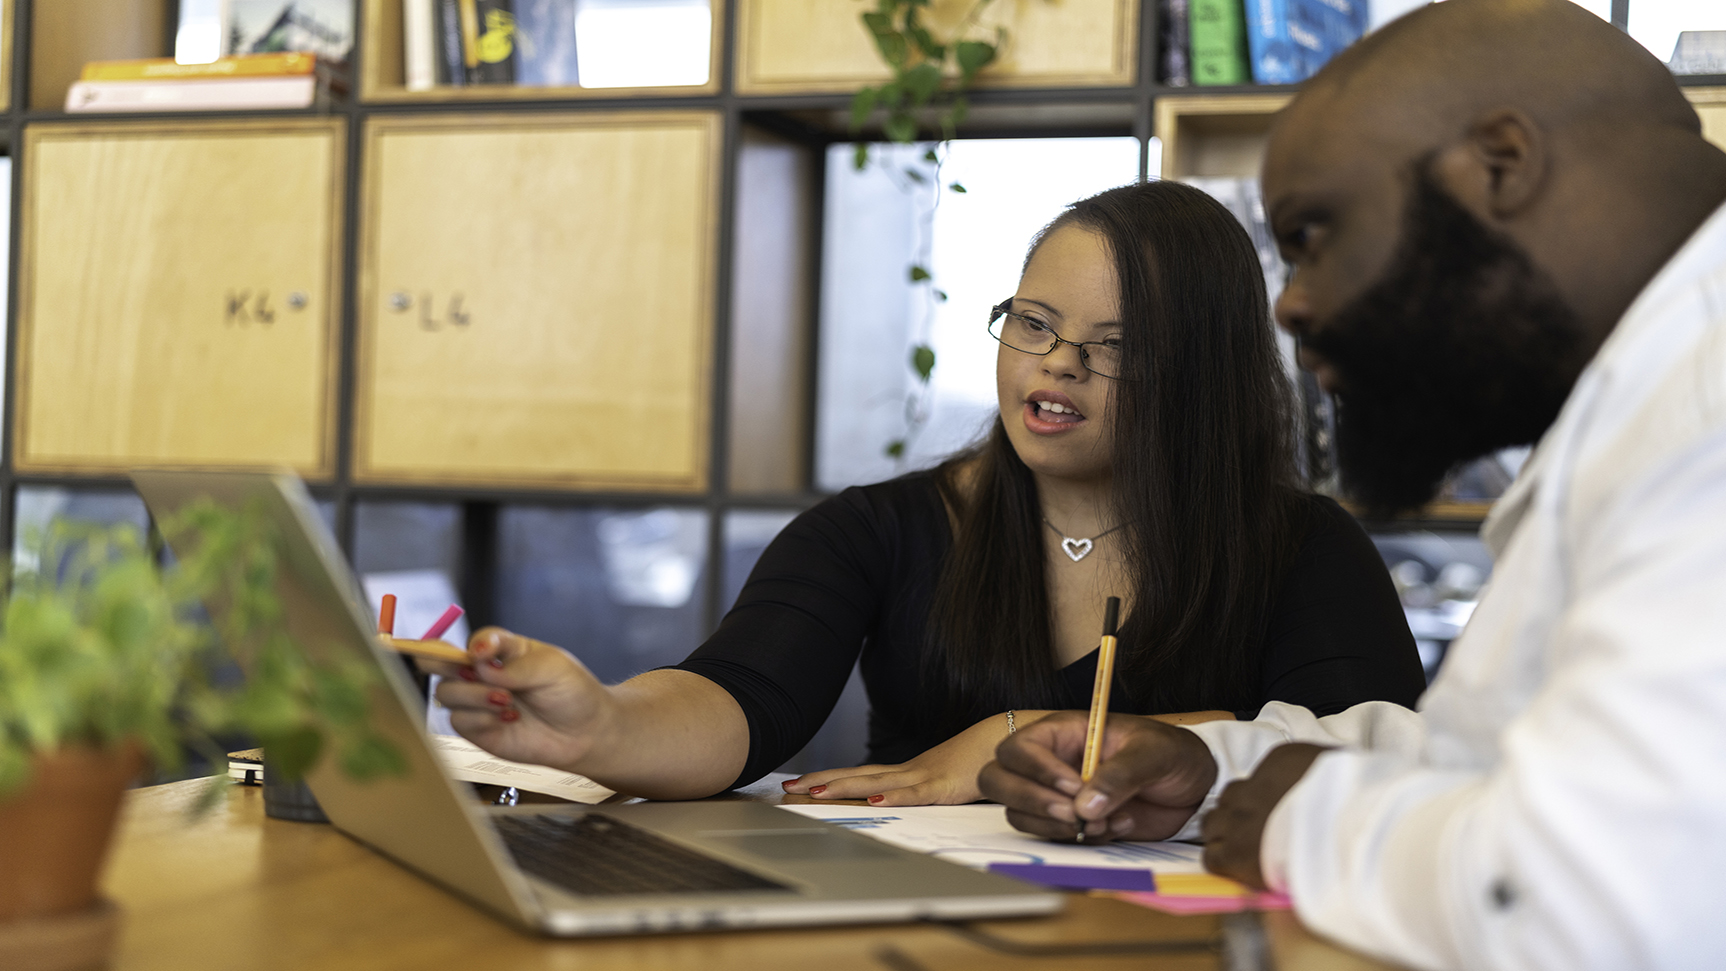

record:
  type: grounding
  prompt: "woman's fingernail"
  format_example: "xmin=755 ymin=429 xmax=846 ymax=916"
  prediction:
xmin=487 ymin=690 xmax=510 ymax=707
xmin=1054 ymin=777 xmax=1081 ymax=796
xmin=488 ymin=657 xmax=505 ymax=669
xmin=868 ymin=794 xmax=884 ymax=805
xmin=808 ymin=785 xmax=827 ymax=796
xmin=486 ymin=631 xmax=503 ymax=648
xmin=1083 ymin=793 xmax=1108 ymax=814
xmin=458 ymin=668 xmax=478 ymax=682
xmin=1111 ymin=815 xmax=1133 ymax=835
xmin=782 ymin=779 xmax=799 ymax=790
xmin=499 ymin=708 xmax=520 ymax=723
xmin=1049 ymin=801 xmax=1075 ymax=822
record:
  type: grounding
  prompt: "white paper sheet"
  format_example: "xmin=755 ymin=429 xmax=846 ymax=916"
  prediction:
xmin=778 ymin=803 xmax=1205 ymax=872
xmin=430 ymin=735 xmax=615 ymax=804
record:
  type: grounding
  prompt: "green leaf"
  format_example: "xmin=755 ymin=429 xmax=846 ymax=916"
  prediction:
xmin=861 ymin=12 xmax=909 ymax=67
xmin=883 ymin=113 xmax=917 ymax=144
xmin=911 ymin=344 xmax=937 ymax=381
xmin=908 ymin=265 xmax=932 ymax=282
xmin=850 ymin=87 xmax=880 ymax=132
xmin=934 ymin=289 xmax=948 ymax=301
xmin=949 ymin=95 xmax=970 ymax=129
xmin=904 ymin=167 xmax=927 ymax=184
xmin=923 ymin=148 xmax=938 ymax=162
xmin=885 ymin=440 xmax=907 ymax=459
xmin=903 ymin=62 xmax=941 ymax=106
xmin=853 ymin=142 xmax=871 ymax=170
xmin=948 ymin=182 xmax=966 ymax=193
xmin=263 ymin=727 xmax=323 ymax=784
xmin=955 ymin=40 xmax=997 ymax=80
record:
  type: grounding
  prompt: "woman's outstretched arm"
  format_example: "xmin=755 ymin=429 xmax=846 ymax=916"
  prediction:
xmin=419 ymin=628 xmax=749 ymax=800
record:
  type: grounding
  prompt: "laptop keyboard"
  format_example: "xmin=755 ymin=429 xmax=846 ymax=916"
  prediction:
xmin=495 ymin=813 xmax=793 ymax=896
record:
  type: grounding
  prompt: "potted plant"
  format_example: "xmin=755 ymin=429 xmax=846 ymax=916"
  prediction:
xmin=0 ymin=499 xmax=402 ymax=967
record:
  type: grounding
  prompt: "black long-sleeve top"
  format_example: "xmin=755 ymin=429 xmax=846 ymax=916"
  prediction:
xmin=675 ymin=471 xmax=1425 ymax=789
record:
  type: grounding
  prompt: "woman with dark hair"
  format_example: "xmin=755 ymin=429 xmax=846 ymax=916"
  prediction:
xmin=418 ymin=181 xmax=1425 ymax=803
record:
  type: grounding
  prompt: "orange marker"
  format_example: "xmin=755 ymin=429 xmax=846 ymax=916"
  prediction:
xmin=377 ymin=594 xmax=397 ymax=635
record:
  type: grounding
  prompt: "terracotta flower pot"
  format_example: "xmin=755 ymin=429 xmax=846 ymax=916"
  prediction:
xmin=0 ymin=744 xmax=146 ymax=921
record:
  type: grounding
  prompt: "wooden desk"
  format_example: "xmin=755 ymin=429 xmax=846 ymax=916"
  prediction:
xmin=103 ymin=779 xmax=1397 ymax=971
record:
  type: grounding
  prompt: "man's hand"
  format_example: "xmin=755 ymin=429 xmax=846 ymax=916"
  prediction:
xmin=1200 ymin=742 xmax=1329 ymax=889
xmin=978 ymin=711 xmax=1219 ymax=842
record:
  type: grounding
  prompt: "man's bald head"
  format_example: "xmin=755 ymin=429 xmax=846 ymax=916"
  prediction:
xmin=1306 ymin=0 xmax=1697 ymax=146
xmin=1261 ymin=0 xmax=1726 ymax=514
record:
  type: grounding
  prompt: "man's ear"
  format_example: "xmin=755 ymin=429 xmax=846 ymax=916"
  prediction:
xmin=1431 ymin=107 xmax=1549 ymax=220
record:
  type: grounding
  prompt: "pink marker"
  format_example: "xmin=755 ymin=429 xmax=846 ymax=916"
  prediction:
xmin=420 ymin=604 xmax=465 ymax=641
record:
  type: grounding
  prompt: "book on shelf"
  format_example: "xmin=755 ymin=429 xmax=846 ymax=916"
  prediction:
xmin=1244 ymin=0 xmax=1367 ymax=85
xmin=66 ymin=52 xmax=344 ymax=112
xmin=515 ymin=0 xmax=580 ymax=87
xmin=1160 ymin=0 xmax=1192 ymax=86
xmin=175 ymin=1 xmax=354 ymax=64
xmin=1190 ymin=0 xmax=1250 ymax=86
xmin=404 ymin=0 xmax=438 ymax=90
xmin=407 ymin=0 xmax=580 ymax=89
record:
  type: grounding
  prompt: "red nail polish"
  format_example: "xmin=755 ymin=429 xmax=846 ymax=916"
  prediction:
xmin=499 ymin=708 xmax=520 ymax=723
xmin=458 ymin=668 xmax=478 ymax=681
xmin=782 ymin=779 xmax=799 ymax=789
xmin=867 ymin=794 xmax=884 ymax=805
xmin=808 ymin=785 xmax=826 ymax=795
xmin=488 ymin=690 xmax=510 ymax=706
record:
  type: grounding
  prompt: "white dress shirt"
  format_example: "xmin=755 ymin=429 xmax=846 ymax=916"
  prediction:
xmin=1181 ymin=200 xmax=1726 ymax=971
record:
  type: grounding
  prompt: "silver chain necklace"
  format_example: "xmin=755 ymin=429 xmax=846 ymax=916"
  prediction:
xmin=1042 ymin=516 xmax=1129 ymax=563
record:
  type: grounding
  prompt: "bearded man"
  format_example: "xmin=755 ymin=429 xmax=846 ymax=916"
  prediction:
xmin=979 ymin=1 xmax=1726 ymax=968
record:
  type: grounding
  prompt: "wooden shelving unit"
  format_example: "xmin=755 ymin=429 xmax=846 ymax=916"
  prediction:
xmin=2 ymin=0 xmax=1723 ymax=638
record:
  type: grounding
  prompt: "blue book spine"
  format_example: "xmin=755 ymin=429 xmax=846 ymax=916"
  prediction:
xmin=1242 ymin=0 xmax=1303 ymax=85
xmin=513 ymin=0 xmax=579 ymax=87
xmin=1287 ymin=0 xmax=1367 ymax=79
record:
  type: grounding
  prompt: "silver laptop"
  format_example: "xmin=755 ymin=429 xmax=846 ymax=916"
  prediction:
xmin=133 ymin=469 xmax=1063 ymax=935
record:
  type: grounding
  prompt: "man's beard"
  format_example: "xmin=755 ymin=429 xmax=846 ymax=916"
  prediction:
xmin=1302 ymin=160 xmax=1592 ymax=516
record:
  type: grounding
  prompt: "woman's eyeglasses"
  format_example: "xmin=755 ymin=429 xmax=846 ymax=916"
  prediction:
xmin=987 ymin=300 xmax=1126 ymax=379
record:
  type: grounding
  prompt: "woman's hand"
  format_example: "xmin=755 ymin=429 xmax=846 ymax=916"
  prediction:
xmin=782 ymin=712 xmax=1049 ymax=806
xmin=416 ymin=627 xmax=615 ymax=772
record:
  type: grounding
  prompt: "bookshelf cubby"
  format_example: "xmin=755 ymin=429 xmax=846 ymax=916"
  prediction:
xmin=734 ymin=0 xmax=1139 ymax=95
xmin=15 ymin=117 xmax=344 ymax=476
xmin=358 ymin=0 xmax=727 ymax=103
xmin=354 ymin=110 xmax=720 ymax=491
xmin=1 ymin=0 xmax=1722 ymax=648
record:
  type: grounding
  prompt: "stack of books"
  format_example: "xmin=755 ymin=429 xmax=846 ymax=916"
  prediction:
xmin=65 ymin=52 xmax=345 ymax=112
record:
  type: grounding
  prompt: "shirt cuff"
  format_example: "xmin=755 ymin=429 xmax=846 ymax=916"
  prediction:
xmin=1167 ymin=718 xmax=1303 ymax=842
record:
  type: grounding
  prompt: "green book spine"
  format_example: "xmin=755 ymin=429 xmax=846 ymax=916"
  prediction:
xmin=1190 ymin=0 xmax=1250 ymax=86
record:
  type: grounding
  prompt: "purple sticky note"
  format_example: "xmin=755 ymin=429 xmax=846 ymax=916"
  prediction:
xmin=987 ymin=863 xmax=1157 ymax=892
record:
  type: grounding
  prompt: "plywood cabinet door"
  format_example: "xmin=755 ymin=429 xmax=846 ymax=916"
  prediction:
xmin=17 ymin=119 xmax=344 ymax=476
xmin=736 ymin=0 xmax=1137 ymax=94
xmin=357 ymin=111 xmax=720 ymax=491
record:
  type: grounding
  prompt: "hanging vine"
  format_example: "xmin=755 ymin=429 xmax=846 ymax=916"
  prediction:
xmin=849 ymin=0 xmax=1004 ymax=461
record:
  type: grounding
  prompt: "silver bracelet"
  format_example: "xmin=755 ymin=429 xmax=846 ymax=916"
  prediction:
xmin=1005 ymin=710 xmax=1017 ymax=734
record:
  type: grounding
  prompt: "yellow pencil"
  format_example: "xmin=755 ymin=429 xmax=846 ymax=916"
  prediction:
xmin=380 ymin=634 xmax=471 ymax=664
xmin=1078 ymin=596 xmax=1121 ymax=841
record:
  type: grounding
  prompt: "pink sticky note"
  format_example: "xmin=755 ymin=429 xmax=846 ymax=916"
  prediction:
xmin=420 ymin=604 xmax=465 ymax=641
xmin=1113 ymin=890 xmax=1292 ymax=915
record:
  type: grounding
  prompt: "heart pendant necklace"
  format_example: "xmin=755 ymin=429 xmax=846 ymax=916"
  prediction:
xmin=1042 ymin=516 xmax=1129 ymax=563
